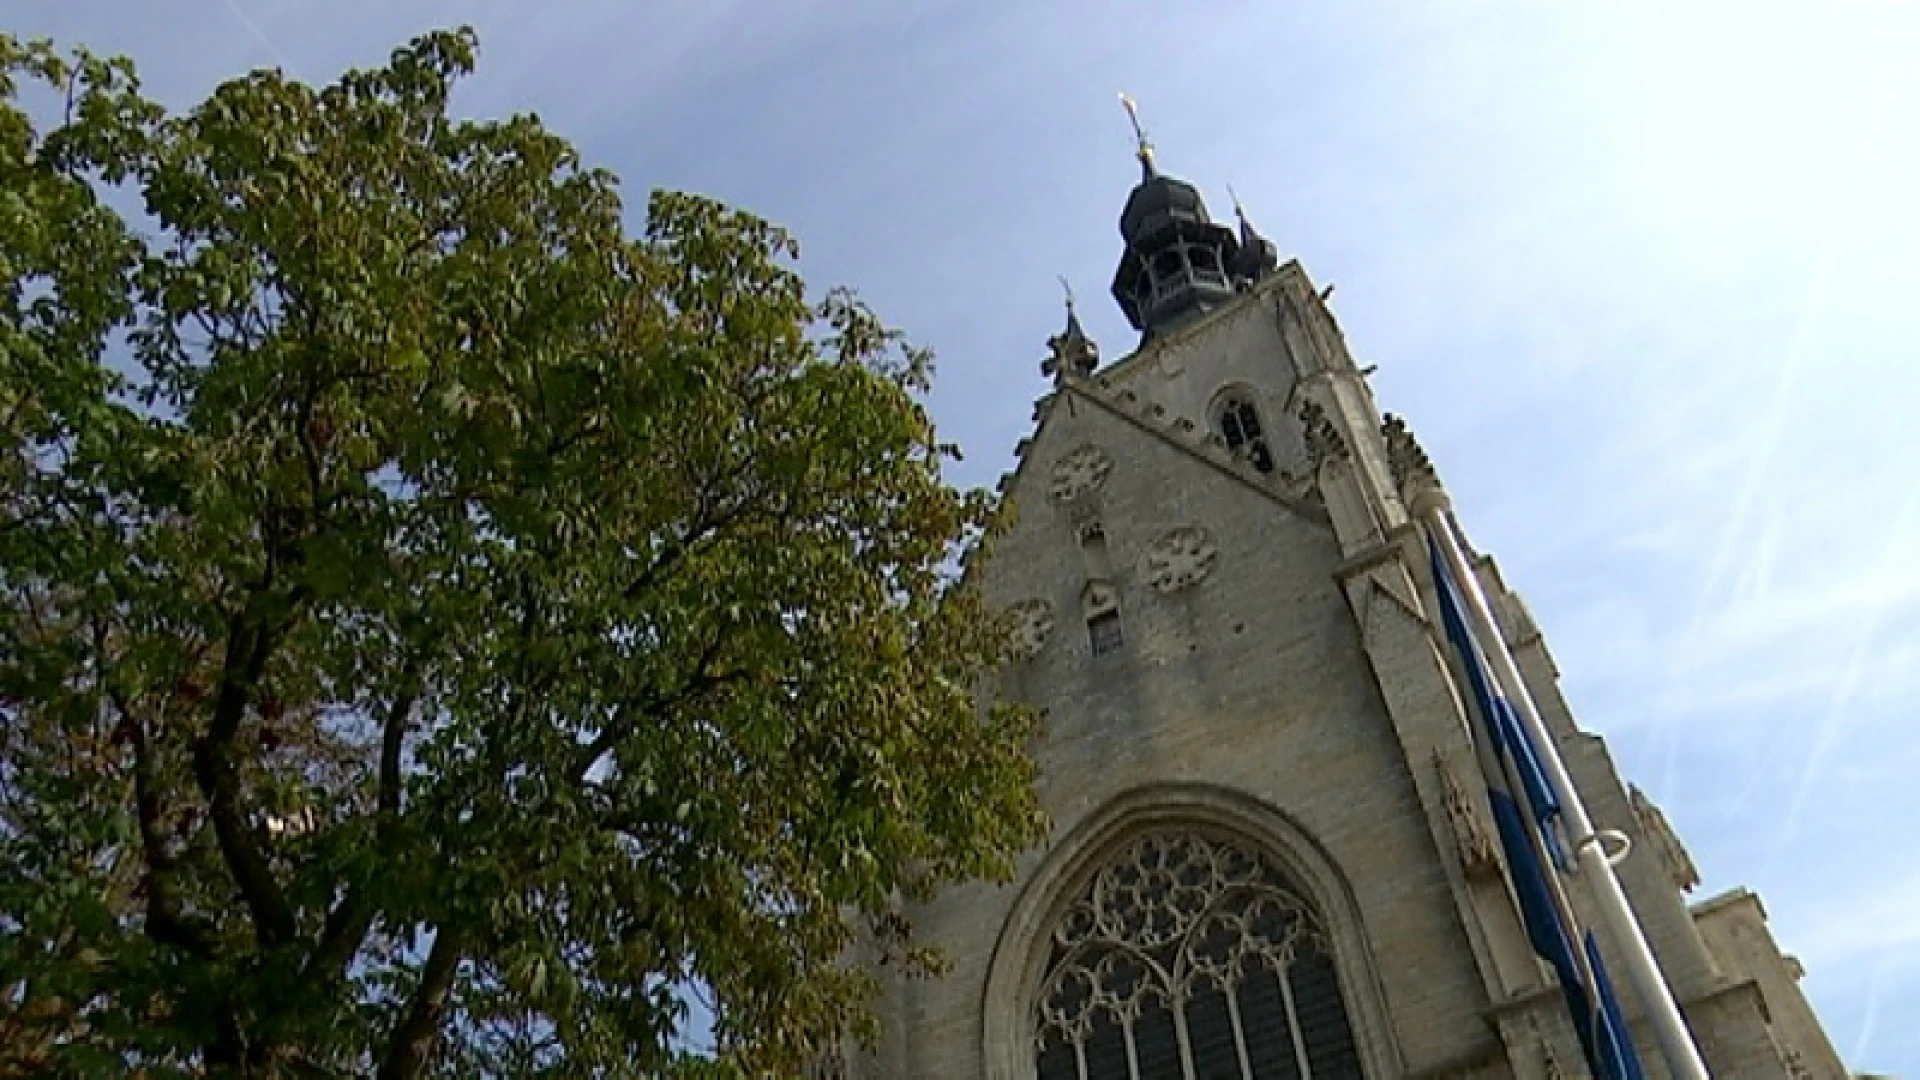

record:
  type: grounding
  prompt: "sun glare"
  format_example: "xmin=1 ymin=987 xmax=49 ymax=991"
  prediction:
xmin=1599 ymin=4 xmax=1919 ymax=261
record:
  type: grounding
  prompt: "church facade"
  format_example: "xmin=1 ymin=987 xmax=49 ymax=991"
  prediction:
xmin=853 ymin=140 xmax=1853 ymax=1079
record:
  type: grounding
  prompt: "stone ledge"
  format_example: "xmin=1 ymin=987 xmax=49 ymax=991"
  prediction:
xmin=1332 ymin=522 xmax=1423 ymax=583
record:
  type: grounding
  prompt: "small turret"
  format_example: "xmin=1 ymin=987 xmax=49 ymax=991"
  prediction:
xmin=1042 ymin=278 xmax=1099 ymax=384
xmin=1228 ymin=188 xmax=1280 ymax=285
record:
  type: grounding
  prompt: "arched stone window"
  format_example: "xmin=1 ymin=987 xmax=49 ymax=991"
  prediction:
xmin=1213 ymin=393 xmax=1275 ymax=474
xmin=1033 ymin=830 xmax=1364 ymax=1079
xmin=1082 ymin=580 xmax=1123 ymax=657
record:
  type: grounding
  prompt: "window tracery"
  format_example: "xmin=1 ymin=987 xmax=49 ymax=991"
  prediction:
xmin=1035 ymin=831 xmax=1363 ymax=1079
xmin=1214 ymin=393 xmax=1276 ymax=474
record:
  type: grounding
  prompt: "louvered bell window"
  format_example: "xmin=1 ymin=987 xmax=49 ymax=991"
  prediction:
xmin=1216 ymin=395 xmax=1275 ymax=475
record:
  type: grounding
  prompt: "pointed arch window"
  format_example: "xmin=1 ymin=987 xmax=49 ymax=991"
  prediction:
xmin=1214 ymin=393 xmax=1275 ymax=474
xmin=1034 ymin=831 xmax=1364 ymax=1080
xmin=1083 ymin=580 xmax=1123 ymax=657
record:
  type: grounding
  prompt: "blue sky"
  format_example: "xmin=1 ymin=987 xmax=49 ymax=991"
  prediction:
xmin=13 ymin=1 xmax=1918 ymax=1072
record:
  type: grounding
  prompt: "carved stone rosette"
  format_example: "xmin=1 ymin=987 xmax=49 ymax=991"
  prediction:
xmin=1006 ymin=598 xmax=1055 ymax=660
xmin=1049 ymin=443 xmax=1115 ymax=503
xmin=1141 ymin=526 xmax=1220 ymax=594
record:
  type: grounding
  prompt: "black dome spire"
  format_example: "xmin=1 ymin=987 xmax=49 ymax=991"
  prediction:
xmin=1109 ymin=96 xmax=1239 ymax=339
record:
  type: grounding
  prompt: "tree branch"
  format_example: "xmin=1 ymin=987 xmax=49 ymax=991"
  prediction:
xmin=617 ymin=469 xmax=763 ymax=607
xmin=377 ymin=926 xmax=465 ymax=1080
xmin=93 ymin=619 xmax=216 ymax=958
xmin=306 ymin=677 xmax=421 ymax=982
xmin=128 ymin=712 xmax=217 ymax=958
xmin=190 ymin=485 xmax=324 ymax=949
xmin=569 ymin=631 xmax=736 ymax=784
xmin=379 ymin=683 xmax=416 ymax=818
xmin=193 ymin=605 xmax=297 ymax=947
xmin=295 ymin=377 xmax=330 ymax=514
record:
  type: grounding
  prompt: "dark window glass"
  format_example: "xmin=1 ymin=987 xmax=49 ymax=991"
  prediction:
xmin=1037 ymin=1034 xmax=1078 ymax=1080
xmin=1217 ymin=395 xmax=1276 ymax=474
xmin=1291 ymin=951 xmax=1364 ymax=1079
xmin=1084 ymin=1013 xmax=1131 ymax=1078
xmin=1187 ymin=984 xmax=1242 ymax=1080
xmin=1135 ymin=998 xmax=1183 ymax=1078
xmin=1239 ymin=965 xmax=1303 ymax=1080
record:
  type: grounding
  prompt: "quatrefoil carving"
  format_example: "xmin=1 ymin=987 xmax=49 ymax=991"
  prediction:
xmin=1005 ymin=598 xmax=1055 ymax=659
xmin=1142 ymin=527 xmax=1219 ymax=594
xmin=1048 ymin=444 xmax=1114 ymax=503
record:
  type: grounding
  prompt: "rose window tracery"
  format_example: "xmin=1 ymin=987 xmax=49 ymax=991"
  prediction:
xmin=1035 ymin=831 xmax=1363 ymax=1079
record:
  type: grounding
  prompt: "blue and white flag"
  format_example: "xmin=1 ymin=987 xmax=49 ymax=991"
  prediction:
xmin=1429 ymin=536 xmax=1647 ymax=1080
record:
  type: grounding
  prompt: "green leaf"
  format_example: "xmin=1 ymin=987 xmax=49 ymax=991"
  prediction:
xmin=0 ymin=24 xmax=1039 ymax=1080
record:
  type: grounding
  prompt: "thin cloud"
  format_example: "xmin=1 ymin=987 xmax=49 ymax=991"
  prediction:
xmin=1790 ymin=869 xmax=1920 ymax=975
xmin=215 ymin=0 xmax=295 ymax=74
xmin=1779 ymin=496 xmax=1920 ymax=840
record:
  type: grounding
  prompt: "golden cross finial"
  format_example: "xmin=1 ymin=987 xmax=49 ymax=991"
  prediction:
xmin=1118 ymin=91 xmax=1154 ymax=168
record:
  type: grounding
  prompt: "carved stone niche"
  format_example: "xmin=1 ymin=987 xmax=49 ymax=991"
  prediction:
xmin=1005 ymin=598 xmax=1055 ymax=660
xmin=1075 ymin=518 xmax=1115 ymax=580
xmin=1141 ymin=526 xmax=1219 ymax=594
xmin=1434 ymin=750 xmax=1502 ymax=881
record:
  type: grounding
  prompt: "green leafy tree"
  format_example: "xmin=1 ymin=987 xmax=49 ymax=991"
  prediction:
xmin=1 ymin=29 xmax=1043 ymax=1078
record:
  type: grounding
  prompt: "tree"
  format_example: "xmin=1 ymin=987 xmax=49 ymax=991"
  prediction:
xmin=1 ymin=28 xmax=1043 ymax=1077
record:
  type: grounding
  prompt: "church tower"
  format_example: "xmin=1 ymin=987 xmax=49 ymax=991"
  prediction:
xmin=855 ymin=121 xmax=1853 ymax=1080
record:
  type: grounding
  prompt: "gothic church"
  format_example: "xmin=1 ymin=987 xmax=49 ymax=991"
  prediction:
xmin=853 ymin=131 xmax=1854 ymax=1079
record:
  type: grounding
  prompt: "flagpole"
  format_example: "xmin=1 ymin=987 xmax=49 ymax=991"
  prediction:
xmin=1411 ymin=488 xmax=1712 ymax=1080
xmin=1468 ymin=628 xmax=1613 ymax=1053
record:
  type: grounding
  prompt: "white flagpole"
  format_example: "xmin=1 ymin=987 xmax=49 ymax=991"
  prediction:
xmin=1457 ymin=601 xmax=1610 ymax=1051
xmin=1412 ymin=488 xmax=1712 ymax=1080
